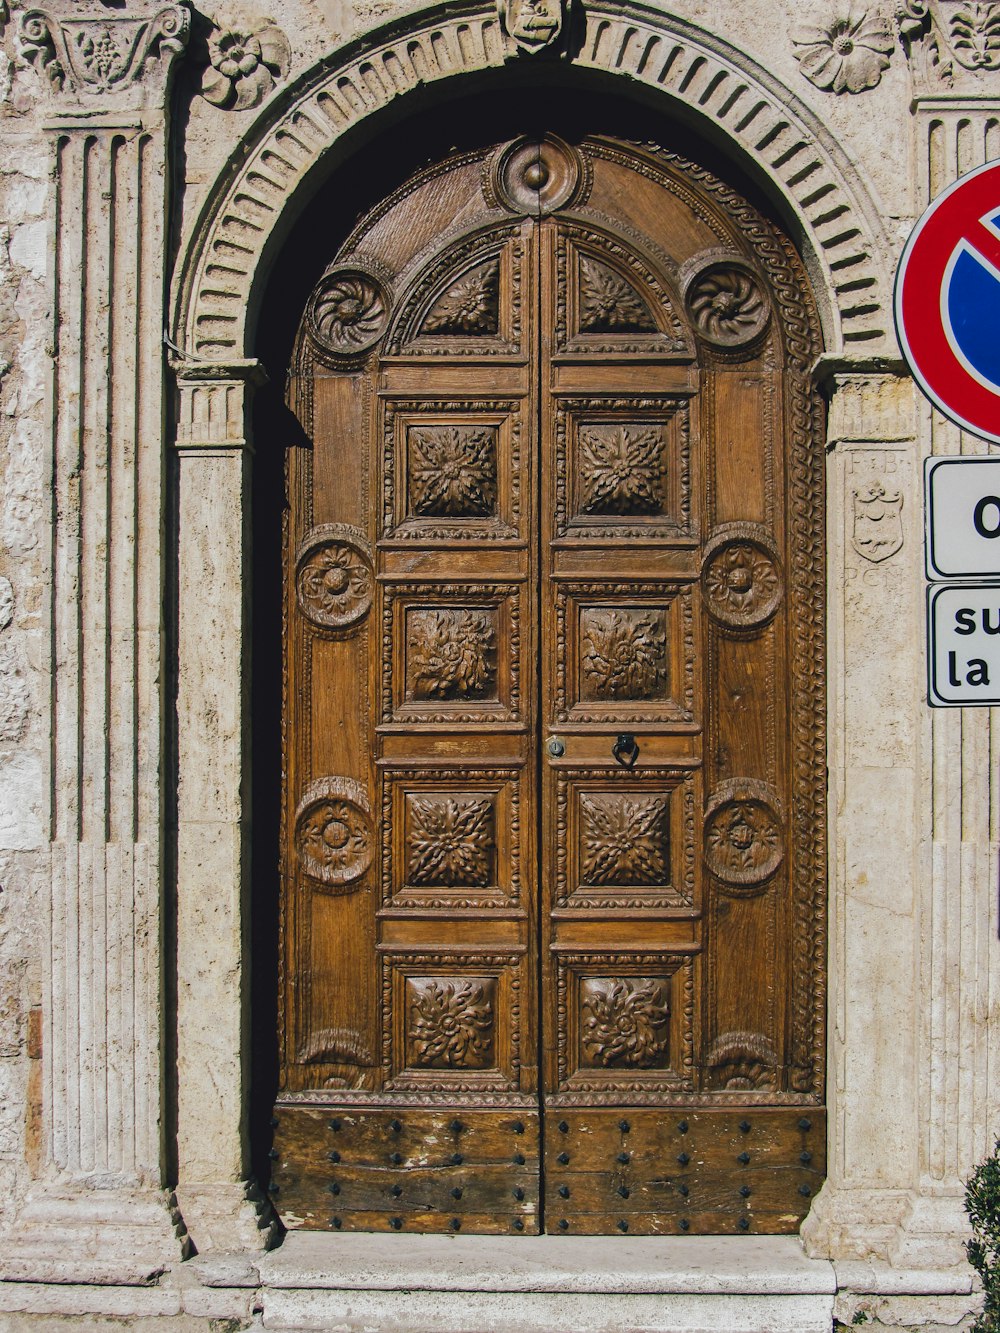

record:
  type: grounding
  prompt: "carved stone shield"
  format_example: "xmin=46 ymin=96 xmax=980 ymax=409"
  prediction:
xmin=501 ymin=0 xmax=564 ymax=51
xmin=852 ymin=481 xmax=903 ymax=563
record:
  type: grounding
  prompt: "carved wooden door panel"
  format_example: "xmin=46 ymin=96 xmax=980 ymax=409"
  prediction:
xmin=271 ymin=135 xmax=827 ymax=1238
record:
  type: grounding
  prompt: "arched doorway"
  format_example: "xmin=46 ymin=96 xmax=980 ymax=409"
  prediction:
xmin=263 ymin=114 xmax=826 ymax=1238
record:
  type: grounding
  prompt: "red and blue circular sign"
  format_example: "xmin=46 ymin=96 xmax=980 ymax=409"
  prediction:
xmin=896 ymin=159 xmax=1000 ymax=444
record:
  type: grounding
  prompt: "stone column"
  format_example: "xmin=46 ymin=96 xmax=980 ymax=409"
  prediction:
xmin=172 ymin=361 xmax=276 ymax=1252
xmin=801 ymin=364 xmax=926 ymax=1262
xmin=0 ymin=3 xmax=190 ymax=1280
xmin=892 ymin=87 xmax=1000 ymax=1268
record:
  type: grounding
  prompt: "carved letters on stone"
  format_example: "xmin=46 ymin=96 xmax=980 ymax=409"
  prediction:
xmin=19 ymin=5 xmax=189 ymax=94
xmin=407 ymin=977 xmax=495 ymax=1068
xmin=580 ymin=977 xmax=670 ymax=1068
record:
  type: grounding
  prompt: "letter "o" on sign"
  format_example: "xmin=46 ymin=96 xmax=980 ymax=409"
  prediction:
xmin=973 ymin=495 xmax=1000 ymax=538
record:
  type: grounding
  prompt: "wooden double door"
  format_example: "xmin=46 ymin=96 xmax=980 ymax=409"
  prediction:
xmin=271 ymin=133 xmax=827 ymax=1236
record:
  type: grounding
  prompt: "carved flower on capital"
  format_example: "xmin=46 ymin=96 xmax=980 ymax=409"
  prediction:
xmin=201 ymin=21 xmax=290 ymax=110
xmin=791 ymin=9 xmax=895 ymax=93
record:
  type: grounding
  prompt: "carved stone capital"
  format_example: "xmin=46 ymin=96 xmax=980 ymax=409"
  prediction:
xmin=900 ymin=0 xmax=1000 ymax=93
xmin=18 ymin=3 xmax=189 ymax=106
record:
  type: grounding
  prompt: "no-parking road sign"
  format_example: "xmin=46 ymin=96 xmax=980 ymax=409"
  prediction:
xmin=896 ymin=159 xmax=1000 ymax=442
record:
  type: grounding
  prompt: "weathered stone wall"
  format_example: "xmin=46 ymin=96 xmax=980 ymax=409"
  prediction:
xmin=0 ymin=5 xmax=54 ymax=1225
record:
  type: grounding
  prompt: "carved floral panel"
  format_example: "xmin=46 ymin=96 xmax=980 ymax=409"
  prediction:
xmin=404 ymin=607 xmax=498 ymax=701
xmin=407 ymin=424 xmax=498 ymax=518
xmin=580 ymin=607 xmax=668 ymax=700
xmin=295 ymin=524 xmax=373 ymax=631
xmin=577 ymin=424 xmax=667 ymax=516
xmin=685 ymin=262 xmax=770 ymax=348
xmin=702 ymin=528 xmax=782 ymax=630
xmin=704 ymin=781 xmax=784 ymax=888
xmin=406 ymin=977 xmax=496 ymax=1069
xmin=420 ymin=260 xmax=500 ymax=336
xmin=578 ymin=256 xmax=657 ymax=333
xmin=580 ymin=977 xmax=671 ymax=1068
xmin=405 ymin=794 xmax=495 ymax=887
xmin=579 ymin=793 xmax=669 ymax=886
xmin=294 ymin=777 xmax=373 ymax=891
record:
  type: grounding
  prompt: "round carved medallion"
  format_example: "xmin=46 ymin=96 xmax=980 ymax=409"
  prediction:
xmin=702 ymin=524 xmax=782 ymax=630
xmin=682 ymin=254 xmax=770 ymax=348
xmin=307 ymin=266 xmax=390 ymax=358
xmin=294 ymin=777 xmax=373 ymax=890
xmin=295 ymin=524 xmax=373 ymax=631
xmin=486 ymin=134 xmax=590 ymax=216
xmin=704 ymin=780 xmax=784 ymax=888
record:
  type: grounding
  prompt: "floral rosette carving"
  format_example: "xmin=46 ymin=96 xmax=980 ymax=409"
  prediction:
xmin=201 ymin=21 xmax=290 ymax=110
xmin=409 ymin=978 xmax=494 ymax=1068
xmin=702 ymin=524 xmax=782 ymax=630
xmin=580 ymin=793 xmax=668 ymax=886
xmin=307 ymin=266 xmax=390 ymax=359
xmin=791 ymin=9 xmax=894 ymax=93
xmin=406 ymin=608 xmax=497 ymax=700
xmin=295 ymin=524 xmax=373 ymax=632
xmin=581 ymin=608 xmax=667 ymax=699
xmin=682 ymin=255 xmax=770 ymax=349
xmin=704 ymin=779 xmax=784 ymax=888
xmin=294 ymin=776 xmax=373 ymax=890
xmin=581 ymin=978 xmax=670 ymax=1068
xmin=406 ymin=795 xmax=494 ymax=887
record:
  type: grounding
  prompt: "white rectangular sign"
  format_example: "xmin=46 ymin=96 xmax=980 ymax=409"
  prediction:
xmin=925 ymin=456 xmax=1000 ymax=580
xmin=927 ymin=582 xmax=1000 ymax=705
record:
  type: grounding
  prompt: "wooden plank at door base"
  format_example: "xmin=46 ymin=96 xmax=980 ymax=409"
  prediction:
xmin=543 ymin=1108 xmax=825 ymax=1236
xmin=271 ymin=1104 xmax=541 ymax=1234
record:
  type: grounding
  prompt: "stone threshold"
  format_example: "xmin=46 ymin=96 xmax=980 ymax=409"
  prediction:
xmin=0 ymin=1235 xmax=981 ymax=1332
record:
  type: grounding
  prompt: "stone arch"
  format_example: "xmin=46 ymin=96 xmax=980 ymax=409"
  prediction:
xmin=170 ymin=0 xmax=893 ymax=358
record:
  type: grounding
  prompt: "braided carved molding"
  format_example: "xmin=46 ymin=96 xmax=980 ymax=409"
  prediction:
xmin=171 ymin=0 xmax=892 ymax=359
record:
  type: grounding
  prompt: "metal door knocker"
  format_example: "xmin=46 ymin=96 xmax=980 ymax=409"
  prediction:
xmin=612 ymin=733 xmax=639 ymax=768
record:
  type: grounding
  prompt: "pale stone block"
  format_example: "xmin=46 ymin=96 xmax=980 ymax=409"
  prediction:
xmin=7 ymin=224 xmax=46 ymax=283
xmin=261 ymin=1287 xmax=836 ymax=1332
xmin=0 ymin=748 xmax=44 ymax=851
xmin=261 ymin=1232 xmax=836 ymax=1295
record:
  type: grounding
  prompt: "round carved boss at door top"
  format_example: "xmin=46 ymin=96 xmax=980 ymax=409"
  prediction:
xmin=701 ymin=524 xmax=782 ymax=630
xmin=681 ymin=252 xmax=771 ymax=349
xmin=306 ymin=264 xmax=391 ymax=359
xmin=295 ymin=524 xmax=373 ymax=631
xmin=485 ymin=134 xmax=591 ymax=216
xmin=294 ymin=777 xmax=373 ymax=890
xmin=704 ymin=779 xmax=784 ymax=888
